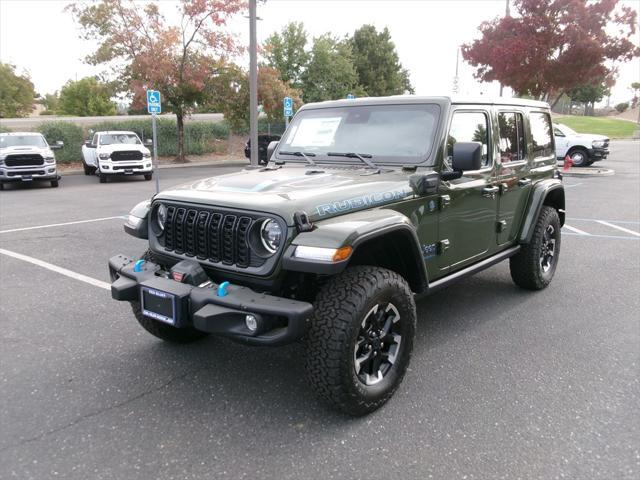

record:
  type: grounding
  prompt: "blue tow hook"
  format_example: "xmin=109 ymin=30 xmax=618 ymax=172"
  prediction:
xmin=217 ymin=281 xmax=230 ymax=297
xmin=133 ymin=259 xmax=145 ymax=272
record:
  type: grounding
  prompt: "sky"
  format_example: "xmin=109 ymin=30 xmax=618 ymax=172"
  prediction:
xmin=0 ymin=0 xmax=638 ymax=106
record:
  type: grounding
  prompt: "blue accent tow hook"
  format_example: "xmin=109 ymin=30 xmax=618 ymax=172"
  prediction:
xmin=133 ymin=259 xmax=145 ymax=272
xmin=217 ymin=281 xmax=230 ymax=297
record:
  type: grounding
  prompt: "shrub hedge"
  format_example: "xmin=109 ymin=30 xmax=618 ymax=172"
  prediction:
xmin=36 ymin=121 xmax=85 ymax=163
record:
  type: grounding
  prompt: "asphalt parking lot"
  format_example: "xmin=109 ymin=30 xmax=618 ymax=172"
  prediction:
xmin=1 ymin=142 xmax=638 ymax=479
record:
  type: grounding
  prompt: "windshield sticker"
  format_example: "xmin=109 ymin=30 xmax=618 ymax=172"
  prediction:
xmin=291 ymin=117 xmax=342 ymax=148
xmin=316 ymin=189 xmax=410 ymax=217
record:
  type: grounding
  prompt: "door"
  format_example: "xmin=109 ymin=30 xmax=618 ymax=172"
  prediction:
xmin=85 ymin=133 xmax=99 ymax=167
xmin=553 ymin=125 xmax=568 ymax=158
xmin=496 ymin=110 xmax=532 ymax=245
xmin=437 ymin=109 xmax=499 ymax=272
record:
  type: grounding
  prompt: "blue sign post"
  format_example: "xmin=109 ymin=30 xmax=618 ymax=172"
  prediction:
xmin=346 ymin=93 xmax=355 ymax=100
xmin=146 ymin=90 xmax=161 ymax=192
xmin=283 ymin=96 xmax=293 ymax=128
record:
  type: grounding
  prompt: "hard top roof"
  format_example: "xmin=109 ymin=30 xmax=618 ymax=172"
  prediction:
xmin=94 ymin=131 xmax=138 ymax=135
xmin=299 ymin=95 xmax=549 ymax=110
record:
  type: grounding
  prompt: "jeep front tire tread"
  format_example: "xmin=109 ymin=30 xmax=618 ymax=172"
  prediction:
xmin=510 ymin=206 xmax=561 ymax=290
xmin=305 ymin=266 xmax=416 ymax=416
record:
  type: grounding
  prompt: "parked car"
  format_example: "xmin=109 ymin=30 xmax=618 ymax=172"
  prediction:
xmin=109 ymin=96 xmax=564 ymax=416
xmin=244 ymin=134 xmax=282 ymax=164
xmin=553 ymin=122 xmax=609 ymax=167
xmin=81 ymin=130 xmax=153 ymax=183
xmin=0 ymin=132 xmax=63 ymax=189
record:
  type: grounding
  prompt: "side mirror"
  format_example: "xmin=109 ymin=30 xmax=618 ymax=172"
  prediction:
xmin=451 ymin=142 xmax=482 ymax=172
xmin=144 ymin=138 xmax=153 ymax=146
xmin=409 ymin=171 xmax=439 ymax=196
xmin=51 ymin=141 xmax=64 ymax=150
xmin=266 ymin=140 xmax=279 ymax=162
xmin=84 ymin=140 xmax=92 ymax=148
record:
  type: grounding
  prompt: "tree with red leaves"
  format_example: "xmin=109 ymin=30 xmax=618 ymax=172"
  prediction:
xmin=68 ymin=0 xmax=244 ymax=161
xmin=462 ymin=0 xmax=639 ymax=108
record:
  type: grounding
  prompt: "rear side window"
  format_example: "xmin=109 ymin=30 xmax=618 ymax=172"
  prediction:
xmin=530 ymin=112 xmax=554 ymax=159
xmin=498 ymin=112 xmax=526 ymax=162
xmin=446 ymin=111 xmax=491 ymax=167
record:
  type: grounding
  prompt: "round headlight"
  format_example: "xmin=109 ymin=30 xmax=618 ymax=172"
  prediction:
xmin=260 ymin=219 xmax=282 ymax=253
xmin=157 ymin=204 xmax=167 ymax=232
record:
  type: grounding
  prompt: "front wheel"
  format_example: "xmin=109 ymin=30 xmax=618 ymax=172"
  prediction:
xmin=569 ymin=148 xmax=592 ymax=167
xmin=98 ymin=173 xmax=107 ymax=183
xmin=144 ymin=173 xmax=152 ymax=181
xmin=50 ymin=180 xmax=59 ymax=188
xmin=305 ymin=266 xmax=416 ymax=416
xmin=510 ymin=206 xmax=561 ymax=290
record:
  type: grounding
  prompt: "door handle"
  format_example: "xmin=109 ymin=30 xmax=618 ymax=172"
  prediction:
xmin=518 ymin=178 xmax=532 ymax=187
xmin=482 ymin=186 xmax=499 ymax=198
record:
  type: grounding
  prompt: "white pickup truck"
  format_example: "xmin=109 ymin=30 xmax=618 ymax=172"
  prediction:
xmin=553 ymin=123 xmax=610 ymax=167
xmin=0 ymin=132 xmax=63 ymax=189
xmin=81 ymin=130 xmax=153 ymax=183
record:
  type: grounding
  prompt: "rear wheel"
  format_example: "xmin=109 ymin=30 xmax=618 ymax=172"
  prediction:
xmin=123 ymin=250 xmax=208 ymax=344
xmin=510 ymin=206 xmax=561 ymax=290
xmin=305 ymin=266 xmax=416 ymax=416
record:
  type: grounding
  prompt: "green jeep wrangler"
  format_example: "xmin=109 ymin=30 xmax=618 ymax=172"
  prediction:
xmin=109 ymin=96 xmax=564 ymax=416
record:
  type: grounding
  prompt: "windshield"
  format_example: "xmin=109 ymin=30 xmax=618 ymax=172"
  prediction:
xmin=99 ymin=133 xmax=141 ymax=145
xmin=277 ymin=104 xmax=440 ymax=165
xmin=556 ymin=124 xmax=577 ymax=136
xmin=0 ymin=135 xmax=48 ymax=149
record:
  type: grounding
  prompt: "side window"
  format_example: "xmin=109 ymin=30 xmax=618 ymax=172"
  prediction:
xmin=446 ymin=111 xmax=490 ymax=168
xmin=498 ymin=112 xmax=526 ymax=163
xmin=92 ymin=133 xmax=99 ymax=146
xmin=553 ymin=127 xmax=565 ymax=137
xmin=530 ymin=112 xmax=554 ymax=159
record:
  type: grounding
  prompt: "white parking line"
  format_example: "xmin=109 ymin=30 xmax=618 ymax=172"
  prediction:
xmin=0 ymin=216 xmax=125 ymax=234
xmin=0 ymin=248 xmax=110 ymax=290
xmin=563 ymin=224 xmax=591 ymax=236
xmin=596 ymin=220 xmax=640 ymax=237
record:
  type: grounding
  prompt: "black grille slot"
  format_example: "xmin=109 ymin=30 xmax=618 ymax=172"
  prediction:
xmin=5 ymin=154 xmax=44 ymax=167
xmin=184 ymin=210 xmax=198 ymax=256
xmin=173 ymin=208 xmax=187 ymax=253
xmin=164 ymin=206 xmax=176 ymax=250
xmin=221 ymin=215 xmax=238 ymax=265
xmin=208 ymin=213 xmax=223 ymax=262
xmin=110 ymin=150 xmax=143 ymax=161
xmin=196 ymin=212 xmax=210 ymax=259
xmin=236 ymin=217 xmax=252 ymax=268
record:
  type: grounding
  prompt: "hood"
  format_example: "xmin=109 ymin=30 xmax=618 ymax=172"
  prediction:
xmin=155 ymin=165 xmax=418 ymax=225
xmin=99 ymin=143 xmax=150 ymax=154
xmin=0 ymin=145 xmax=52 ymax=158
xmin=568 ymin=133 xmax=609 ymax=142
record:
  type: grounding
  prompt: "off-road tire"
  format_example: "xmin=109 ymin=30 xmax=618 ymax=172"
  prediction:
xmin=50 ymin=180 xmax=59 ymax=188
xmin=144 ymin=173 xmax=152 ymax=181
xmin=305 ymin=266 xmax=416 ymax=416
xmin=125 ymin=250 xmax=208 ymax=344
xmin=510 ymin=206 xmax=561 ymax=290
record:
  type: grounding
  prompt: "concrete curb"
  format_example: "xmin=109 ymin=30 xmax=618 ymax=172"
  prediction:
xmin=561 ymin=167 xmax=615 ymax=177
xmin=60 ymin=159 xmax=247 ymax=176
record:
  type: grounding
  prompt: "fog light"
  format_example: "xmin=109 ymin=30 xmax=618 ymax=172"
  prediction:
xmin=245 ymin=314 xmax=258 ymax=332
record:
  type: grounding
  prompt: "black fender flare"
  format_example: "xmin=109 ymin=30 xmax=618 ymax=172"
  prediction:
xmin=519 ymin=179 xmax=565 ymax=244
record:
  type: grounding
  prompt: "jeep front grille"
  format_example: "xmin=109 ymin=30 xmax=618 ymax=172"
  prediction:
xmin=4 ymin=154 xmax=44 ymax=167
xmin=162 ymin=206 xmax=263 ymax=269
xmin=110 ymin=150 xmax=143 ymax=161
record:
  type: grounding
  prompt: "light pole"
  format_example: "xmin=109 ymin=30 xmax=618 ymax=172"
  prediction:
xmin=249 ymin=0 xmax=258 ymax=166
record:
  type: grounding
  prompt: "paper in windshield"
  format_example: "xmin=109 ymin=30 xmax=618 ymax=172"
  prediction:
xmin=289 ymin=117 xmax=342 ymax=148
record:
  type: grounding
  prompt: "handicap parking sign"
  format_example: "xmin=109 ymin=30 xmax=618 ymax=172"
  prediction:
xmin=146 ymin=90 xmax=161 ymax=114
xmin=283 ymin=96 xmax=293 ymax=117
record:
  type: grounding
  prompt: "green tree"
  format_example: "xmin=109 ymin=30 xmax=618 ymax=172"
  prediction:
xmin=567 ymin=80 xmax=610 ymax=116
xmin=0 ymin=63 xmax=35 ymax=118
xmin=41 ymin=92 xmax=60 ymax=114
xmin=349 ymin=25 xmax=414 ymax=96
xmin=263 ymin=22 xmax=309 ymax=89
xmin=58 ymin=77 xmax=116 ymax=116
xmin=301 ymin=35 xmax=364 ymax=103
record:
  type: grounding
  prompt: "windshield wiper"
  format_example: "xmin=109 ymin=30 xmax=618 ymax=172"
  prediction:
xmin=278 ymin=150 xmax=316 ymax=166
xmin=327 ymin=152 xmax=379 ymax=170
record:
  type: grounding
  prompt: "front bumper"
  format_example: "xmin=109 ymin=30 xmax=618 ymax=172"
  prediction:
xmin=588 ymin=147 xmax=609 ymax=161
xmin=0 ymin=166 xmax=58 ymax=182
xmin=108 ymin=254 xmax=313 ymax=346
xmin=99 ymin=161 xmax=152 ymax=174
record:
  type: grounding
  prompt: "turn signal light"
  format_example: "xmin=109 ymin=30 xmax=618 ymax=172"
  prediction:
xmin=332 ymin=246 xmax=353 ymax=262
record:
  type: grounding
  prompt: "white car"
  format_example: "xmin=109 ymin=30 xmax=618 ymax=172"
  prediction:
xmin=553 ymin=123 xmax=610 ymax=167
xmin=0 ymin=132 xmax=63 ymax=189
xmin=81 ymin=130 xmax=153 ymax=183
